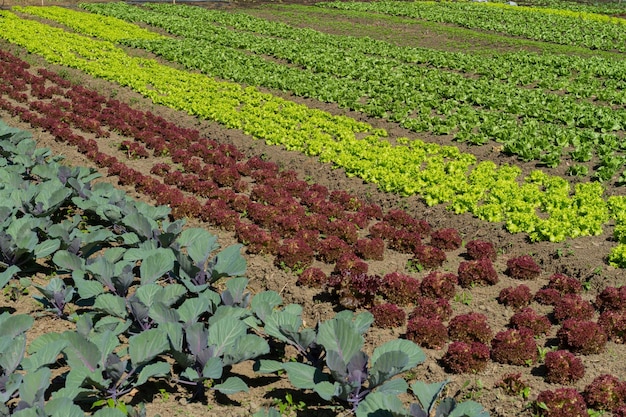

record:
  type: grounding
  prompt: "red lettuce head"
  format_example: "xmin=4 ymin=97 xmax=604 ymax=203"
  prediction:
xmin=413 ymin=245 xmax=447 ymax=269
xmin=405 ymin=316 xmax=448 ymax=349
xmin=448 ymin=312 xmax=493 ymax=344
xmin=509 ymin=307 xmax=551 ymax=336
xmin=419 ymin=271 xmax=458 ymax=300
xmin=595 ymin=286 xmax=626 ymax=312
xmin=553 ymin=294 xmax=595 ymax=323
xmin=506 ymin=255 xmax=541 ymax=280
xmin=544 ymin=350 xmax=585 ymax=384
xmin=598 ymin=310 xmax=626 ymax=343
xmin=583 ymin=374 xmax=626 ymax=412
xmin=457 ymin=258 xmax=498 ymax=287
xmin=441 ymin=341 xmax=490 ymax=374
xmin=491 ymin=328 xmax=537 ymax=365
xmin=557 ymin=319 xmax=607 ymax=355
xmin=465 ymin=239 xmax=497 ymax=261
xmin=497 ymin=285 xmax=533 ymax=310
xmin=546 ymin=273 xmax=582 ymax=295
xmin=355 ymin=237 xmax=385 ymax=261
xmin=409 ymin=297 xmax=453 ymax=321
xmin=379 ymin=272 xmax=421 ymax=306
xmin=296 ymin=267 xmax=328 ymax=289
xmin=430 ymin=228 xmax=462 ymax=251
xmin=370 ymin=303 xmax=406 ymax=328
xmin=535 ymin=388 xmax=587 ymax=417
xmin=274 ymin=238 xmax=314 ymax=270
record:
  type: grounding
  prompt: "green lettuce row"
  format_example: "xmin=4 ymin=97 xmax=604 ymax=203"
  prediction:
xmin=30 ymin=4 xmax=626 ymax=178
xmin=0 ymin=10 xmax=613 ymax=243
xmin=317 ymin=1 xmax=626 ymax=52
xmin=0 ymin=12 xmax=372 ymax=139
xmin=101 ymin=2 xmax=626 ymax=112
xmin=526 ymin=0 xmax=626 ymax=15
xmin=13 ymin=4 xmax=162 ymax=42
xmin=73 ymin=3 xmax=626 ymax=134
xmin=137 ymin=2 xmax=626 ymax=106
xmin=607 ymin=196 xmax=626 ymax=267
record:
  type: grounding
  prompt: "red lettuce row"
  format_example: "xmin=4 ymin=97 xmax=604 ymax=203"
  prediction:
xmin=7 ymin=49 xmax=626 ymax=399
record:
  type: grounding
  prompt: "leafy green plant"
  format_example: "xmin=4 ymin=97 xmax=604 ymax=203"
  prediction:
xmin=151 ymin=280 xmax=271 ymax=400
xmin=406 ymin=259 xmax=424 ymax=273
xmin=461 ymin=378 xmax=484 ymax=400
xmin=272 ymin=392 xmax=306 ymax=416
xmin=0 ymin=313 xmax=35 ymax=415
xmin=172 ymin=228 xmax=246 ymax=294
xmin=403 ymin=379 xmax=489 ymax=417
xmin=537 ymin=345 xmax=558 ymax=361
xmin=168 ymin=315 xmax=269 ymax=400
xmin=54 ymin=329 xmax=170 ymax=403
xmin=33 ymin=277 xmax=75 ymax=318
xmin=454 ymin=291 xmax=473 ymax=306
xmin=566 ymin=164 xmax=589 ymax=177
xmin=257 ymin=310 xmax=425 ymax=414
xmin=0 ymin=218 xmax=60 ymax=272
xmin=496 ymin=373 xmax=531 ymax=400
xmin=2 ymin=275 xmax=30 ymax=302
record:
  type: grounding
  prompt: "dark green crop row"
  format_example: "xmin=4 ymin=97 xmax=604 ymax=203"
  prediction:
xmin=3 ymin=6 xmax=622 ymax=247
xmin=318 ymin=1 xmax=626 ymax=52
xmin=41 ymin=3 xmax=625 ymax=183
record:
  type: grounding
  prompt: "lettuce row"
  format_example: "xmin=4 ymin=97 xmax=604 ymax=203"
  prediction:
xmin=0 ymin=10 xmax=615 ymax=243
xmin=477 ymin=1 xmax=626 ymax=26
xmin=120 ymin=2 xmax=626 ymax=105
xmin=67 ymin=3 xmax=626 ymax=178
xmin=317 ymin=1 xmax=626 ymax=52
xmin=13 ymin=5 xmax=163 ymax=43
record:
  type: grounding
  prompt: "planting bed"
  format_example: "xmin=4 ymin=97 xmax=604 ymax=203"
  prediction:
xmin=1 ymin=0 xmax=626 ymax=416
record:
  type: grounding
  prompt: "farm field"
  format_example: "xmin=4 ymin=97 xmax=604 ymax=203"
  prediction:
xmin=1 ymin=0 xmax=626 ymax=416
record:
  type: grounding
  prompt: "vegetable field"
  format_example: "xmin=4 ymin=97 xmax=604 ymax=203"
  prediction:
xmin=1 ymin=0 xmax=626 ymax=416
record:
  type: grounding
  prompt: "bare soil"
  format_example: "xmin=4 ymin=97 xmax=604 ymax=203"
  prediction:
xmin=1 ymin=2 xmax=626 ymax=416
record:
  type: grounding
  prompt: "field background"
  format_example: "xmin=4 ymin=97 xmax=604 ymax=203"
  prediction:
xmin=1 ymin=0 xmax=626 ymax=416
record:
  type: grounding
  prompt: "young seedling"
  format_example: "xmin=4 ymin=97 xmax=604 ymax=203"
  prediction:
xmin=33 ymin=277 xmax=75 ymax=318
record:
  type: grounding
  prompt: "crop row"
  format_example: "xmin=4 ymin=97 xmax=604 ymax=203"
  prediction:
xmin=0 ymin=48 xmax=461 ymax=303
xmin=238 ymin=2 xmax=626 ymax=107
xmin=3 ymin=58 xmax=626 ymax=417
xmin=317 ymin=1 xmax=626 ymax=52
xmin=4 ymin=47 xmax=626 ymax=416
xmin=3 ymin=9 xmax=625 ymax=249
xmin=99 ymin=2 xmax=626 ymax=106
xmin=4 ymin=114 xmax=488 ymax=416
xmin=60 ymin=3 xmax=626 ymax=181
xmin=478 ymin=1 xmax=626 ymax=25
xmin=533 ymin=0 xmax=626 ymax=15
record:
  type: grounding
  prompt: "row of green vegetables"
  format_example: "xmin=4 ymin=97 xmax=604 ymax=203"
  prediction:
xmin=317 ymin=1 xmax=626 ymax=52
xmin=4 ymin=9 xmax=626 ymax=260
xmin=246 ymin=2 xmax=625 ymax=61
xmin=522 ymin=0 xmax=626 ymax=15
xmin=27 ymin=3 xmax=626 ymax=183
xmin=76 ymin=2 xmax=626 ymax=107
xmin=142 ymin=2 xmax=626 ymax=104
xmin=475 ymin=1 xmax=626 ymax=25
xmin=0 ymin=11 xmax=376 ymax=144
xmin=0 ymin=119 xmax=488 ymax=416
